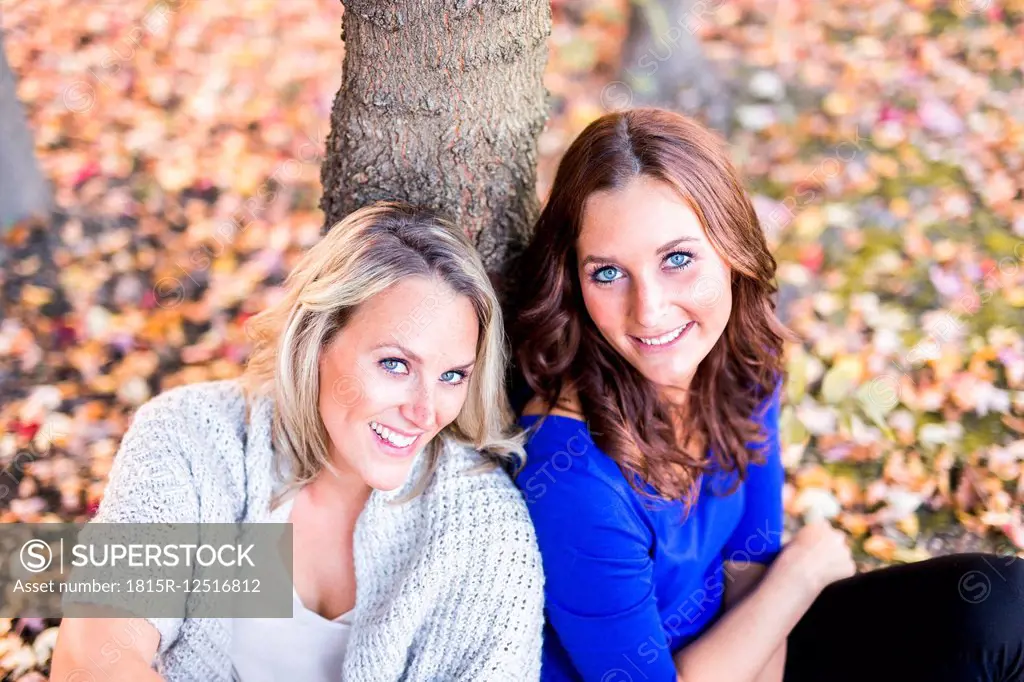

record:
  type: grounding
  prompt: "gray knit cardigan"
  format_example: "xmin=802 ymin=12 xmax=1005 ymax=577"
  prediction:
xmin=75 ymin=379 xmax=545 ymax=681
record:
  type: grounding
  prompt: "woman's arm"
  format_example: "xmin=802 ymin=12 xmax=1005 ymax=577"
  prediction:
xmin=673 ymin=521 xmax=855 ymax=682
xmin=720 ymin=561 xmax=785 ymax=682
xmin=417 ymin=479 xmax=545 ymax=681
xmin=756 ymin=643 xmax=787 ymax=682
xmin=53 ymin=390 xmax=201 ymax=680
xmin=675 ymin=384 xmax=853 ymax=682
xmin=52 ymin=615 xmax=162 ymax=681
xmin=519 ymin=456 xmax=679 ymax=682
xmin=449 ymin=508 xmax=547 ymax=681
xmin=715 ymin=382 xmax=789 ymax=682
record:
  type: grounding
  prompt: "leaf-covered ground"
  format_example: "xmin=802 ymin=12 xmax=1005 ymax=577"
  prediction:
xmin=1 ymin=0 xmax=1023 ymax=677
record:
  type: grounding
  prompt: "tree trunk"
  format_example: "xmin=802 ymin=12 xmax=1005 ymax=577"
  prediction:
xmin=615 ymin=0 xmax=733 ymax=136
xmin=0 ymin=35 xmax=51 ymax=230
xmin=320 ymin=1 xmax=551 ymax=291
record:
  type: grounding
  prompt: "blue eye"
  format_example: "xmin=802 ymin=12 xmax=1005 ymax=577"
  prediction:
xmin=380 ymin=358 xmax=409 ymax=375
xmin=592 ymin=266 xmax=621 ymax=284
xmin=665 ymin=251 xmax=694 ymax=269
xmin=440 ymin=370 xmax=467 ymax=385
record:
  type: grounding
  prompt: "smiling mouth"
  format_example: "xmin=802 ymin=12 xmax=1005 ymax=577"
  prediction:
xmin=368 ymin=421 xmax=420 ymax=449
xmin=631 ymin=322 xmax=694 ymax=347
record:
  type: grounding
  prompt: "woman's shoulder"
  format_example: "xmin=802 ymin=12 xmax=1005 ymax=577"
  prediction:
xmin=133 ymin=378 xmax=248 ymax=429
xmin=92 ymin=381 xmax=251 ymax=525
xmin=419 ymin=441 xmax=543 ymax=566
xmin=113 ymin=378 xmax=254 ymax=484
xmin=428 ymin=440 xmax=529 ymax=514
xmin=512 ymin=425 xmax=653 ymax=551
xmin=151 ymin=378 xmax=248 ymax=413
xmin=515 ymin=405 xmax=631 ymax=495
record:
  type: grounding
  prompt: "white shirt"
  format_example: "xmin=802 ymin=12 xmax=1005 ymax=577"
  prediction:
xmin=229 ymin=587 xmax=354 ymax=681
xmin=229 ymin=495 xmax=353 ymax=681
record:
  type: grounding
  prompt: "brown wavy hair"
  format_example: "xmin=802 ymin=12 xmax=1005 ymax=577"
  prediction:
xmin=511 ymin=108 xmax=793 ymax=509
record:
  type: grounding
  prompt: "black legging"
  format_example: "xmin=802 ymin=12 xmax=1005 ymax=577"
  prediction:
xmin=784 ymin=553 xmax=1024 ymax=682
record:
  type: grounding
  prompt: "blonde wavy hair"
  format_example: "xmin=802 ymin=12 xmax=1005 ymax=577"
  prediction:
xmin=239 ymin=202 xmax=524 ymax=507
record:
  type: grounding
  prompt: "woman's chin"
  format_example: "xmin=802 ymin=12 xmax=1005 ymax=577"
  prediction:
xmin=368 ymin=479 xmax=403 ymax=492
xmin=634 ymin=357 xmax=693 ymax=383
xmin=363 ymin=458 xmax=418 ymax=492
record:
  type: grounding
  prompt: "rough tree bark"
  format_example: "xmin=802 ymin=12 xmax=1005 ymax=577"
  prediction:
xmin=0 ymin=35 xmax=52 ymax=230
xmin=320 ymin=1 xmax=551 ymax=291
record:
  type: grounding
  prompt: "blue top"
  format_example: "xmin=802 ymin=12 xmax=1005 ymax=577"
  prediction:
xmin=513 ymin=383 xmax=784 ymax=682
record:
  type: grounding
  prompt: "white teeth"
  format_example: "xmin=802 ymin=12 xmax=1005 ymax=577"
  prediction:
xmin=369 ymin=421 xmax=416 ymax=448
xmin=637 ymin=323 xmax=690 ymax=346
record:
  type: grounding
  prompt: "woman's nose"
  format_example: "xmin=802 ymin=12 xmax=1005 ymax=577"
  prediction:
xmin=632 ymin=278 xmax=668 ymax=328
xmin=401 ymin=381 xmax=437 ymax=431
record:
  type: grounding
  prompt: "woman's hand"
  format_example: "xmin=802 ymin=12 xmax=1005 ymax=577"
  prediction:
xmin=671 ymin=521 xmax=854 ymax=682
xmin=771 ymin=520 xmax=856 ymax=602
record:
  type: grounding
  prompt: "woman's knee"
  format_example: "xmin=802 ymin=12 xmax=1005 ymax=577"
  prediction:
xmin=947 ymin=553 xmax=1024 ymax=644
xmin=999 ymin=554 xmax=1024 ymax=596
xmin=945 ymin=552 xmax=1022 ymax=604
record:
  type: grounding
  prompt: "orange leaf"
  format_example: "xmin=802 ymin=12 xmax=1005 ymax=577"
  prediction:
xmin=863 ymin=535 xmax=898 ymax=561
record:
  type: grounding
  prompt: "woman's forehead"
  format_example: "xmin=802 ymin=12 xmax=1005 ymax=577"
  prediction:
xmin=578 ymin=181 xmax=706 ymax=255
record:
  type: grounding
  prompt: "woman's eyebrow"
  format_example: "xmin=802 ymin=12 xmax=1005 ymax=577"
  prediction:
xmin=375 ymin=343 xmax=475 ymax=372
xmin=374 ymin=342 xmax=421 ymax=362
xmin=580 ymin=236 xmax=699 ymax=267
xmin=655 ymin=236 xmax=699 ymax=254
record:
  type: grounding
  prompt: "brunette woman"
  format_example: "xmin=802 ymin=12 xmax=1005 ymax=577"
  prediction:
xmin=510 ymin=108 xmax=1024 ymax=682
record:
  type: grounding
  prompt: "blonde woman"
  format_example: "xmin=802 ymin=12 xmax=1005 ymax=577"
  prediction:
xmin=52 ymin=203 xmax=545 ymax=681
